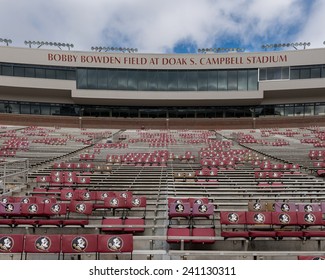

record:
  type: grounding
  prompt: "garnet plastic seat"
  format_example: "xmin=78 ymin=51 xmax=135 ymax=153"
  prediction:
xmin=220 ymin=211 xmax=249 ymax=239
xmin=101 ymin=217 xmax=124 ymax=232
xmin=124 ymin=217 xmax=145 ymax=232
xmin=167 ymin=227 xmax=191 ymax=243
xmin=191 ymin=227 xmax=216 ymax=244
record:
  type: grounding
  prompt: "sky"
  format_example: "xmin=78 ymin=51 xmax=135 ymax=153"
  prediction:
xmin=0 ymin=0 xmax=324 ymax=54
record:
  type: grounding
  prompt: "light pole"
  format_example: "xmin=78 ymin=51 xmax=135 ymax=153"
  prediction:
xmin=261 ymin=42 xmax=311 ymax=51
xmin=24 ymin=40 xmax=74 ymax=50
xmin=249 ymin=108 xmax=256 ymax=129
xmin=198 ymin=47 xmax=245 ymax=54
xmin=0 ymin=38 xmax=12 ymax=46
xmin=91 ymin=46 xmax=138 ymax=53
xmin=79 ymin=108 xmax=84 ymax=130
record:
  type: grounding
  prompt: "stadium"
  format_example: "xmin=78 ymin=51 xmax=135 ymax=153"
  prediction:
xmin=0 ymin=44 xmax=325 ymax=260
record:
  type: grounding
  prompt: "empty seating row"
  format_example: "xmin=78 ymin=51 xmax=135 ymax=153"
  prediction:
xmin=169 ymin=203 xmax=214 ymax=218
xmin=254 ymin=171 xmax=283 ymax=179
xmin=248 ymin=201 xmax=325 ymax=213
xmin=0 ymin=195 xmax=146 ymax=217
xmin=220 ymin=211 xmax=325 ymax=240
xmin=36 ymin=174 xmax=91 ymax=186
xmin=53 ymin=162 xmax=112 ymax=173
xmin=0 ymin=234 xmax=133 ymax=258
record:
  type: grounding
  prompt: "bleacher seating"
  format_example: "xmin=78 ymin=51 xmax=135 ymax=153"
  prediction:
xmin=1 ymin=125 xmax=325 ymax=260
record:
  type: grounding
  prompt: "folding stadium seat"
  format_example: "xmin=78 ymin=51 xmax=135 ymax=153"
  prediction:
xmin=0 ymin=234 xmax=24 ymax=257
xmin=63 ymin=172 xmax=78 ymax=186
xmin=168 ymin=202 xmax=191 ymax=218
xmin=82 ymin=162 xmax=95 ymax=170
xmin=34 ymin=197 xmax=57 ymax=204
xmin=297 ymin=256 xmax=325 ymax=260
xmin=168 ymin=198 xmax=189 ymax=206
xmin=74 ymin=162 xmax=83 ymax=169
xmin=271 ymin=163 xmax=284 ymax=170
xmin=188 ymin=197 xmax=209 ymax=207
xmin=93 ymin=191 xmax=116 ymax=210
xmin=269 ymin=172 xmax=283 ymax=179
xmin=219 ymin=211 xmax=249 ymax=239
xmin=166 ymin=226 xmax=191 ymax=243
xmin=274 ymin=202 xmax=297 ymax=212
xmin=126 ymin=196 xmax=147 ymax=209
xmin=0 ymin=196 xmax=14 ymax=203
xmin=60 ymin=189 xmax=75 ymax=201
xmin=74 ymin=189 xmax=95 ymax=201
xmin=191 ymin=203 xmax=214 ymax=218
xmin=20 ymin=203 xmax=45 ymax=217
xmin=51 ymin=170 xmax=63 ymax=178
xmin=68 ymin=201 xmax=93 ymax=216
xmin=123 ymin=196 xmax=147 ymax=233
xmin=76 ymin=176 xmax=91 ymax=185
xmin=174 ymin=172 xmax=186 ymax=181
xmin=94 ymin=165 xmax=112 ymax=173
xmin=297 ymin=211 xmax=325 ymax=239
xmin=0 ymin=202 xmax=21 ymax=217
xmin=316 ymin=170 xmax=325 ymax=177
xmin=65 ymin=162 xmax=76 ymax=169
xmin=36 ymin=176 xmax=51 ymax=185
xmin=53 ymin=162 xmax=65 ymax=169
xmin=101 ymin=217 xmax=124 ymax=232
xmin=61 ymin=234 xmax=98 ymax=255
xmin=246 ymin=212 xmax=276 ymax=239
xmin=270 ymin=211 xmax=302 ymax=239
xmin=95 ymin=191 xmax=116 ymax=201
xmin=97 ymin=234 xmax=133 ymax=259
xmin=103 ymin=197 xmax=128 ymax=210
xmin=191 ymin=227 xmax=216 ymax=244
xmin=79 ymin=154 xmax=95 ymax=161
xmin=50 ymin=176 xmax=64 ymax=187
xmin=124 ymin=217 xmax=146 ymax=233
xmin=297 ymin=203 xmax=321 ymax=213
xmin=248 ymin=201 xmax=267 ymax=212
xmin=43 ymin=202 xmax=67 ymax=217
xmin=24 ymin=235 xmax=61 ymax=259
xmin=254 ymin=171 xmax=268 ymax=179
xmin=15 ymin=196 xmax=37 ymax=204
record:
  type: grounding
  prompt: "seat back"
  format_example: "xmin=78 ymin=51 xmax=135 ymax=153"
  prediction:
xmin=246 ymin=211 xmax=272 ymax=225
xmin=24 ymin=235 xmax=61 ymax=253
xmin=220 ymin=211 xmax=247 ymax=225
xmin=0 ymin=234 xmax=24 ymax=253
xmin=274 ymin=202 xmax=297 ymax=212
xmin=191 ymin=203 xmax=214 ymax=217
xmin=297 ymin=203 xmax=321 ymax=213
xmin=248 ymin=201 xmax=267 ymax=212
xmin=97 ymin=234 xmax=133 ymax=253
xmin=68 ymin=201 xmax=93 ymax=215
xmin=168 ymin=202 xmax=191 ymax=218
xmin=297 ymin=212 xmax=323 ymax=226
xmin=61 ymin=234 xmax=98 ymax=253
xmin=271 ymin=212 xmax=298 ymax=225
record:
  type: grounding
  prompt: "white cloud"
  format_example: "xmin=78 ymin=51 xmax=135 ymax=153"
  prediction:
xmin=295 ymin=0 xmax=325 ymax=48
xmin=0 ymin=0 xmax=320 ymax=53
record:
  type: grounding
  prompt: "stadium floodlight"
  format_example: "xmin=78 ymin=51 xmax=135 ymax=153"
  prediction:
xmin=91 ymin=46 xmax=138 ymax=53
xmin=24 ymin=40 xmax=74 ymax=50
xmin=262 ymin=42 xmax=311 ymax=51
xmin=198 ymin=47 xmax=245 ymax=53
xmin=0 ymin=38 xmax=12 ymax=46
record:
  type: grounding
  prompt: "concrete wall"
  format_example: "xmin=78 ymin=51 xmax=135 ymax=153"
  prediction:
xmin=1 ymin=113 xmax=325 ymax=129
